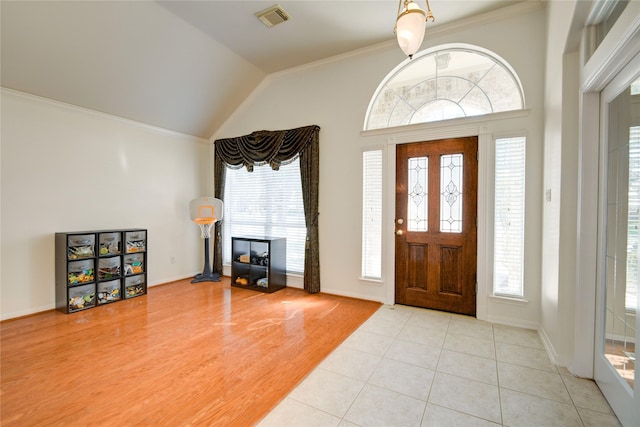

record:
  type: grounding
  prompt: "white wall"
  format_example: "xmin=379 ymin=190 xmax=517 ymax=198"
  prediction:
xmin=539 ymin=0 xmax=578 ymax=368
xmin=214 ymin=3 xmax=546 ymax=327
xmin=1 ymin=89 xmax=210 ymax=319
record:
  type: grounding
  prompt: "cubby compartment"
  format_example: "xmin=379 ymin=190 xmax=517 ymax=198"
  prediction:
xmin=67 ymin=234 xmax=95 ymax=259
xmin=125 ymin=231 xmax=146 ymax=253
xmin=124 ymin=275 xmax=146 ymax=299
xmin=97 ymin=256 xmax=121 ymax=280
xmin=68 ymin=283 xmax=96 ymax=312
xmin=68 ymin=259 xmax=95 ymax=285
xmin=97 ymin=279 xmax=121 ymax=304
xmin=98 ymin=232 xmax=121 ymax=256
xmin=123 ymin=253 xmax=145 ymax=275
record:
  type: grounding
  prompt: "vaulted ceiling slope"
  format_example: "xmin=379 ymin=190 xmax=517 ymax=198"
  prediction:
xmin=1 ymin=1 xmax=524 ymax=139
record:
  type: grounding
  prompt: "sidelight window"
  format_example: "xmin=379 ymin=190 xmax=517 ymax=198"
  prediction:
xmin=362 ymin=150 xmax=383 ymax=279
xmin=493 ymin=136 xmax=526 ymax=298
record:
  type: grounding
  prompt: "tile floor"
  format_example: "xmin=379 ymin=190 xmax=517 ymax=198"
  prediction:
xmin=258 ymin=304 xmax=621 ymax=427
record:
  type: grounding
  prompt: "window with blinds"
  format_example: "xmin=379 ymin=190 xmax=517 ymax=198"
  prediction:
xmin=362 ymin=150 xmax=383 ymax=279
xmin=223 ymin=159 xmax=306 ymax=273
xmin=493 ymin=137 xmax=526 ymax=297
xmin=626 ymin=126 xmax=639 ymax=311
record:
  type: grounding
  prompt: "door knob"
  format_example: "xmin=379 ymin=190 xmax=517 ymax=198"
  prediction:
xmin=395 ymin=229 xmax=404 ymax=236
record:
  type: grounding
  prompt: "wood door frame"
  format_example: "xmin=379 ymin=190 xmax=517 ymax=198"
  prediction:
xmin=382 ymin=127 xmax=490 ymax=321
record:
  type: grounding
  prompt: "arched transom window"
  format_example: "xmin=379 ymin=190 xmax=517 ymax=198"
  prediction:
xmin=364 ymin=44 xmax=525 ymax=130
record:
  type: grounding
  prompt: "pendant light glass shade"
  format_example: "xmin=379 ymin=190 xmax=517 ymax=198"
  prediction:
xmin=396 ymin=2 xmax=426 ymax=58
xmin=395 ymin=0 xmax=434 ymax=59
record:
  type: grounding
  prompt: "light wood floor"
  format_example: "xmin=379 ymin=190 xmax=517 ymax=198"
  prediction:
xmin=1 ymin=277 xmax=381 ymax=426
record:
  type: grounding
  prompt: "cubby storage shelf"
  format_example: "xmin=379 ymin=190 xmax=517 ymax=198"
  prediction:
xmin=231 ymin=236 xmax=286 ymax=293
xmin=55 ymin=229 xmax=147 ymax=313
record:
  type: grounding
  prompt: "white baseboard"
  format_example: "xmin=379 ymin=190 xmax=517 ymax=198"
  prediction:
xmin=538 ymin=326 xmax=573 ymax=369
xmin=1 ymin=304 xmax=55 ymax=321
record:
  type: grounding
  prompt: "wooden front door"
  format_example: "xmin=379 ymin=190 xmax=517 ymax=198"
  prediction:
xmin=395 ymin=137 xmax=478 ymax=316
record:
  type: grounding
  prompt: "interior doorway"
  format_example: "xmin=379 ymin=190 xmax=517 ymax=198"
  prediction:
xmin=394 ymin=137 xmax=478 ymax=316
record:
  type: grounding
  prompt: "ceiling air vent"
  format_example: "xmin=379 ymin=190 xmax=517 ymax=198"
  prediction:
xmin=256 ymin=5 xmax=290 ymax=28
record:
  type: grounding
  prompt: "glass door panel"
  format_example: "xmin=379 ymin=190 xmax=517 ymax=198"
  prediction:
xmin=596 ymin=70 xmax=640 ymax=427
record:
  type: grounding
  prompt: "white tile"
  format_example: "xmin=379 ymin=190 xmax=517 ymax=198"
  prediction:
xmin=318 ymin=346 xmax=381 ymax=382
xmin=421 ymin=403 xmax=500 ymax=427
xmin=405 ymin=309 xmax=451 ymax=329
xmin=437 ymin=349 xmax=498 ymax=385
xmin=368 ymin=358 xmax=435 ymax=400
xmin=260 ymin=306 xmax=621 ymax=427
xmin=385 ymin=339 xmax=442 ymax=370
xmin=257 ymin=397 xmax=341 ymax=427
xmin=288 ymin=368 xmax=365 ymax=417
xmin=495 ymin=342 xmax=557 ymax=372
xmin=501 ymin=388 xmax=582 ymax=427
xmin=371 ymin=305 xmax=414 ymax=322
xmin=493 ymin=324 xmax=543 ymax=349
xmin=498 ymin=361 xmax=571 ymax=403
xmin=428 ymin=372 xmax=501 ymax=424
xmin=577 ymin=407 xmax=622 ymax=427
xmin=359 ymin=312 xmax=407 ymax=338
xmin=398 ymin=321 xmax=447 ymax=348
xmin=341 ymin=329 xmax=395 ymax=357
xmin=344 ymin=383 xmax=426 ymax=427
xmin=561 ymin=374 xmax=614 ymax=414
xmin=443 ymin=333 xmax=496 ymax=360
xmin=447 ymin=316 xmax=494 ymax=341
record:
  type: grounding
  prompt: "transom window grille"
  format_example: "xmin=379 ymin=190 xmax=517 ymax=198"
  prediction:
xmin=440 ymin=154 xmax=463 ymax=233
xmin=365 ymin=45 xmax=525 ymax=130
xmin=408 ymin=157 xmax=428 ymax=231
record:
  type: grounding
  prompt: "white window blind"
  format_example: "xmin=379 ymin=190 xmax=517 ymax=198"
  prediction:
xmin=223 ymin=159 xmax=306 ymax=273
xmin=626 ymin=126 xmax=639 ymax=311
xmin=493 ymin=137 xmax=526 ymax=297
xmin=362 ymin=150 xmax=383 ymax=279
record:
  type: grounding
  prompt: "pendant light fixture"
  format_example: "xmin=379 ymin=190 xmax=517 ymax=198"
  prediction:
xmin=394 ymin=0 xmax=435 ymax=59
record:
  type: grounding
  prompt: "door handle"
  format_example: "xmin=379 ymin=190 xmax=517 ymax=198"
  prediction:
xmin=395 ymin=229 xmax=404 ymax=236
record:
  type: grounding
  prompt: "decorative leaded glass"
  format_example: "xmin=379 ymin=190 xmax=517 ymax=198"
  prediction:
xmin=440 ymin=154 xmax=463 ymax=233
xmin=408 ymin=157 xmax=428 ymax=231
xmin=364 ymin=46 xmax=525 ymax=130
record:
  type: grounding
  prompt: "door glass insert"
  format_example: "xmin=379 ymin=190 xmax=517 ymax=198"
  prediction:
xmin=603 ymin=82 xmax=637 ymax=391
xmin=440 ymin=154 xmax=463 ymax=233
xmin=408 ymin=157 xmax=428 ymax=231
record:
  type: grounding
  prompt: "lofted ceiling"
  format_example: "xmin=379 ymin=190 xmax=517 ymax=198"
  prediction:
xmin=1 ymin=0 xmax=525 ymax=139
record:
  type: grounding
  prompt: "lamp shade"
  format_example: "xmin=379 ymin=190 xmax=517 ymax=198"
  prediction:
xmin=396 ymin=2 xmax=426 ymax=58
